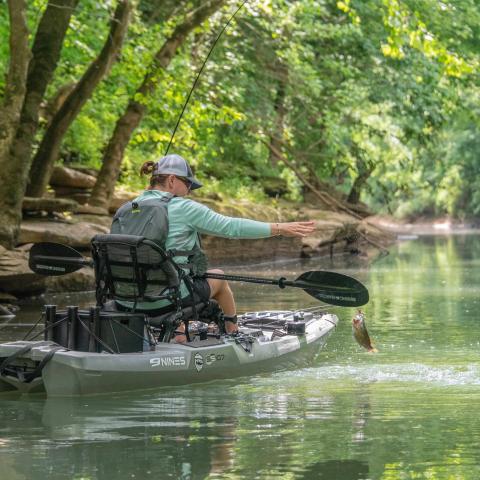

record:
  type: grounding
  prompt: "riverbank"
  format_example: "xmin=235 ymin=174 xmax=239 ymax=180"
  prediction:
xmin=368 ymin=214 xmax=480 ymax=236
xmin=0 ymin=192 xmax=394 ymax=304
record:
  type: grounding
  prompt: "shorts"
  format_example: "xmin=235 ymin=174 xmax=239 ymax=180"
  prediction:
xmin=182 ymin=276 xmax=211 ymax=305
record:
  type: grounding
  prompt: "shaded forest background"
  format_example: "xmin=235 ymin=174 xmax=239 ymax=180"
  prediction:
xmin=0 ymin=0 xmax=479 ymax=249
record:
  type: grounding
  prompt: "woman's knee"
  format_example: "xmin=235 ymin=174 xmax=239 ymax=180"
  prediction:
xmin=208 ymin=268 xmax=224 ymax=275
xmin=207 ymin=269 xmax=225 ymax=296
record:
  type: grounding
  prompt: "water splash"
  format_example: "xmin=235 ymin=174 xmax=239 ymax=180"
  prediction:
xmin=295 ymin=363 xmax=480 ymax=387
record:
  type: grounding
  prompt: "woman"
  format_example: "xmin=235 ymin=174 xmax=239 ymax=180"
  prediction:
xmin=114 ymin=154 xmax=315 ymax=335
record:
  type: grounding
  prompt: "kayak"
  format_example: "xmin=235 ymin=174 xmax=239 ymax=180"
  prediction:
xmin=0 ymin=309 xmax=338 ymax=397
xmin=0 ymin=234 xmax=368 ymax=398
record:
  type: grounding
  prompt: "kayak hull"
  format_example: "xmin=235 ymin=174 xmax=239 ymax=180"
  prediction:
xmin=0 ymin=311 xmax=338 ymax=397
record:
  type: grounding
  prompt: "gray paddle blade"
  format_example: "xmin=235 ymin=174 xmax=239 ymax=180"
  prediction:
xmin=29 ymin=242 xmax=88 ymax=276
xmin=295 ymin=271 xmax=369 ymax=307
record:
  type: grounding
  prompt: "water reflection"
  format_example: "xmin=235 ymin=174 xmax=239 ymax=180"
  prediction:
xmin=1 ymin=236 xmax=480 ymax=479
xmin=298 ymin=460 xmax=369 ymax=479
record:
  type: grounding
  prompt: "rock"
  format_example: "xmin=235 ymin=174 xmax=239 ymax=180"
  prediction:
xmin=0 ymin=245 xmax=43 ymax=294
xmin=0 ymin=243 xmax=95 ymax=296
xmin=76 ymin=204 xmax=110 ymax=215
xmin=52 ymin=186 xmax=91 ymax=205
xmin=68 ymin=166 xmax=98 ymax=177
xmin=202 ymin=235 xmax=302 ymax=265
xmin=109 ymin=189 xmax=138 ymax=213
xmin=0 ymin=292 xmax=18 ymax=303
xmin=22 ymin=196 xmax=79 ymax=213
xmin=62 ymin=192 xmax=91 ymax=205
xmin=19 ymin=219 xmax=109 ymax=248
xmin=45 ymin=267 xmax=95 ymax=293
xmin=74 ymin=214 xmax=112 ymax=229
xmin=50 ymin=166 xmax=96 ymax=189
xmin=52 ymin=186 xmax=90 ymax=196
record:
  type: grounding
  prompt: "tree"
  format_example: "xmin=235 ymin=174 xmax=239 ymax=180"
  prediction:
xmin=26 ymin=0 xmax=132 ymax=198
xmin=88 ymin=0 xmax=227 ymax=209
xmin=0 ymin=0 xmax=30 ymax=163
xmin=0 ymin=0 xmax=79 ymax=248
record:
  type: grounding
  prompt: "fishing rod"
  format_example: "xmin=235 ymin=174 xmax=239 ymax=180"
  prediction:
xmin=164 ymin=0 xmax=249 ymax=155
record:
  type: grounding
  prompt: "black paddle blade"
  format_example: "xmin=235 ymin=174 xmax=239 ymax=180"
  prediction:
xmin=29 ymin=242 xmax=90 ymax=276
xmin=295 ymin=271 xmax=369 ymax=307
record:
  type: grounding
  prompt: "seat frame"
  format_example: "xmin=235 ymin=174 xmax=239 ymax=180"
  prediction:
xmin=91 ymin=234 xmax=207 ymax=343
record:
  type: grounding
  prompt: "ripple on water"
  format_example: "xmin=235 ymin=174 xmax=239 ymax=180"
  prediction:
xmin=286 ymin=362 xmax=480 ymax=387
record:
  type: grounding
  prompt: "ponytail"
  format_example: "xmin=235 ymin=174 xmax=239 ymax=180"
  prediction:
xmin=140 ymin=161 xmax=155 ymax=176
xmin=140 ymin=161 xmax=171 ymax=189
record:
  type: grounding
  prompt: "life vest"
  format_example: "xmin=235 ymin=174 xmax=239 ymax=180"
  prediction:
xmin=110 ymin=193 xmax=208 ymax=275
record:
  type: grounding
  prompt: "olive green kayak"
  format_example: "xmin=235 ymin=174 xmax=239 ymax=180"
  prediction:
xmin=0 ymin=310 xmax=338 ymax=397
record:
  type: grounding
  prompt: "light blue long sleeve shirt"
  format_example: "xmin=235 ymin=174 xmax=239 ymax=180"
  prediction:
xmin=117 ymin=190 xmax=272 ymax=310
xmin=136 ymin=190 xmax=272 ymax=253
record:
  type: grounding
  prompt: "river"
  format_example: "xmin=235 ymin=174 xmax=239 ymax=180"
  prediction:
xmin=0 ymin=234 xmax=479 ymax=479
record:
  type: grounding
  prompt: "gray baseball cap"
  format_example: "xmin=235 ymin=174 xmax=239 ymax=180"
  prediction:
xmin=153 ymin=154 xmax=202 ymax=190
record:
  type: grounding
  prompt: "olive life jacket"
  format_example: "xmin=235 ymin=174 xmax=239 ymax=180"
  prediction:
xmin=110 ymin=193 xmax=208 ymax=276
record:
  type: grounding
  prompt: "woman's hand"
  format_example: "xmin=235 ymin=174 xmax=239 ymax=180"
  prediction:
xmin=271 ymin=221 xmax=316 ymax=237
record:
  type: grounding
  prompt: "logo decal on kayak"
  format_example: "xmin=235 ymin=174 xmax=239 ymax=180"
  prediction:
xmin=194 ymin=353 xmax=204 ymax=372
xmin=150 ymin=356 xmax=186 ymax=368
xmin=205 ymin=353 xmax=225 ymax=365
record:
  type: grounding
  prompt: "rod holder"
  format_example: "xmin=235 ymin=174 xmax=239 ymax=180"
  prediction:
xmin=44 ymin=305 xmax=56 ymax=341
xmin=67 ymin=306 xmax=79 ymax=350
xmin=89 ymin=306 xmax=101 ymax=352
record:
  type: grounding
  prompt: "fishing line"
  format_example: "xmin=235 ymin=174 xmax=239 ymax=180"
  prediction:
xmin=164 ymin=0 xmax=249 ymax=155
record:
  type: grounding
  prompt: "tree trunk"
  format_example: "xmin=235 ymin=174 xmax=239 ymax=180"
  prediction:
xmin=89 ymin=0 xmax=226 ymax=209
xmin=0 ymin=0 xmax=30 ymax=164
xmin=27 ymin=0 xmax=132 ymax=198
xmin=0 ymin=0 xmax=78 ymax=248
xmin=347 ymin=160 xmax=374 ymax=205
xmin=269 ymin=61 xmax=288 ymax=166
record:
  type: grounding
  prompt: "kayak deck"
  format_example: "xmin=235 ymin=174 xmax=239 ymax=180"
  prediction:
xmin=0 ymin=310 xmax=338 ymax=397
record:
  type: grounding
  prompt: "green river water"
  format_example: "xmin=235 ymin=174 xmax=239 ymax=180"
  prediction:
xmin=0 ymin=235 xmax=480 ymax=479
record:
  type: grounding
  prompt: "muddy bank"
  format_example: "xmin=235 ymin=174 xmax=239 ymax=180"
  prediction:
xmin=0 ymin=196 xmax=394 ymax=303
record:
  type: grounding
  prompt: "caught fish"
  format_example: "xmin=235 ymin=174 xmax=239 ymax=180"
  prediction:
xmin=352 ymin=310 xmax=377 ymax=353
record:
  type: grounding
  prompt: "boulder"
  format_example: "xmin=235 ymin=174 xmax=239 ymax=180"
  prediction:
xmin=50 ymin=166 xmax=96 ymax=189
xmin=0 ymin=244 xmax=95 ymax=296
xmin=109 ymin=189 xmax=138 ymax=213
xmin=0 ymin=292 xmax=18 ymax=303
xmin=45 ymin=267 xmax=95 ymax=293
xmin=22 ymin=196 xmax=79 ymax=213
xmin=69 ymin=166 xmax=98 ymax=177
xmin=0 ymin=245 xmax=43 ymax=294
xmin=76 ymin=204 xmax=110 ymax=215
xmin=19 ymin=219 xmax=109 ymax=248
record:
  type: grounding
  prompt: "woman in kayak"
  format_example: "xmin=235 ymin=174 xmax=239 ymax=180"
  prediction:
xmin=113 ymin=154 xmax=315 ymax=335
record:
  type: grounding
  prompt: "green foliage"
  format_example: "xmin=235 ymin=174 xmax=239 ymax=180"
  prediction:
xmin=2 ymin=0 xmax=479 ymax=215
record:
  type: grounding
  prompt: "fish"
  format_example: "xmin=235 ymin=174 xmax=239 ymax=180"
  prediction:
xmin=352 ymin=310 xmax=377 ymax=353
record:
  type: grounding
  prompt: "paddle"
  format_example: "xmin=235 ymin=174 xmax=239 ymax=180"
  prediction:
xmin=29 ymin=242 xmax=369 ymax=307
xmin=29 ymin=242 xmax=93 ymax=275
xmin=203 ymin=271 xmax=368 ymax=306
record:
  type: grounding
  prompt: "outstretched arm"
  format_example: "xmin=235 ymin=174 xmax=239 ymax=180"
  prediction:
xmin=270 ymin=221 xmax=316 ymax=237
xmin=181 ymin=199 xmax=316 ymax=239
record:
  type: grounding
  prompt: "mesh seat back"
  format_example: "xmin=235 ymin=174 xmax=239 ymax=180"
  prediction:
xmin=92 ymin=234 xmax=181 ymax=305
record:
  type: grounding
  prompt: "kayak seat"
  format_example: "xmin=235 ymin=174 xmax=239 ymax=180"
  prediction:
xmin=91 ymin=234 xmax=182 ymax=305
xmin=91 ymin=234 xmax=211 ymax=342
